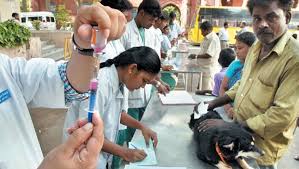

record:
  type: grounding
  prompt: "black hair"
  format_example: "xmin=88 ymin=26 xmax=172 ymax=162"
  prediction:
xmin=241 ymin=21 xmax=247 ymax=26
xmin=200 ymin=21 xmax=213 ymax=31
xmin=235 ymin=32 xmax=256 ymax=47
xmin=159 ymin=11 xmax=169 ymax=21
xmin=224 ymin=22 xmax=228 ymax=27
xmin=169 ymin=11 xmax=176 ymax=19
xmin=100 ymin=46 xmax=161 ymax=74
xmin=12 ymin=13 xmax=19 ymax=17
xmin=101 ymin=0 xmax=133 ymax=12
xmin=247 ymin=0 xmax=294 ymax=15
xmin=137 ymin=0 xmax=161 ymax=18
xmin=218 ymin=48 xmax=236 ymax=67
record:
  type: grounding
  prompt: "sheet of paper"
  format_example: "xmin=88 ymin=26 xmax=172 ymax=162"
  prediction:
xmin=129 ymin=138 xmax=157 ymax=166
xmin=158 ymin=91 xmax=196 ymax=105
xmin=194 ymin=101 xmax=209 ymax=119
xmin=124 ymin=165 xmax=186 ymax=169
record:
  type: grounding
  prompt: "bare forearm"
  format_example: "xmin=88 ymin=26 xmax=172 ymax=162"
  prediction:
xmin=120 ymin=112 xmax=143 ymax=130
xmin=208 ymin=94 xmax=232 ymax=110
xmin=66 ymin=51 xmax=98 ymax=93
xmin=197 ymin=53 xmax=211 ymax=59
xmin=102 ymin=139 xmax=125 ymax=157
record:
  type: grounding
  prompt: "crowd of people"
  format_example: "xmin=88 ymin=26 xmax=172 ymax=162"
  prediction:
xmin=1 ymin=0 xmax=299 ymax=169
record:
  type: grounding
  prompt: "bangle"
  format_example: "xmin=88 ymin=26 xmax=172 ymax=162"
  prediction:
xmin=72 ymin=35 xmax=94 ymax=56
xmin=155 ymin=81 xmax=161 ymax=88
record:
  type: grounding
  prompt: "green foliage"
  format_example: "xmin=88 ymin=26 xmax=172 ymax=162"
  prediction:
xmin=54 ymin=5 xmax=71 ymax=29
xmin=163 ymin=5 xmax=181 ymax=22
xmin=0 ymin=20 xmax=31 ymax=48
xmin=32 ymin=20 xmax=41 ymax=30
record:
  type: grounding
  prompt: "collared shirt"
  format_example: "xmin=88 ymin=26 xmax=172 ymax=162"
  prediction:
xmin=149 ymin=26 xmax=163 ymax=57
xmin=226 ymin=32 xmax=299 ymax=165
xmin=161 ymin=34 xmax=172 ymax=54
xmin=120 ymin=19 xmax=153 ymax=108
xmin=218 ymin=27 xmax=229 ymax=41
xmin=198 ymin=31 xmax=221 ymax=74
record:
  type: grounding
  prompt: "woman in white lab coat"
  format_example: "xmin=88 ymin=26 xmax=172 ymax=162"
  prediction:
xmin=64 ymin=46 xmax=160 ymax=169
xmin=119 ymin=0 xmax=170 ymax=143
xmin=99 ymin=0 xmax=134 ymax=168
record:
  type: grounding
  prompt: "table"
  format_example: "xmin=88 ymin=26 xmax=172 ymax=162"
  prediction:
xmin=131 ymin=93 xmax=259 ymax=169
xmin=162 ymin=46 xmax=205 ymax=92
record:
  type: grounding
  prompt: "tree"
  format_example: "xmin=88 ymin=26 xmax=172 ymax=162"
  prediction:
xmin=163 ymin=5 xmax=181 ymax=23
xmin=54 ymin=5 xmax=71 ymax=29
xmin=20 ymin=0 xmax=29 ymax=12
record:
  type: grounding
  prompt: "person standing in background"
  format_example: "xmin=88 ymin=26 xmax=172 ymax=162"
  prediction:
xmin=189 ymin=21 xmax=221 ymax=91
xmin=218 ymin=22 xmax=229 ymax=49
xmin=12 ymin=12 xmax=20 ymax=23
xmin=168 ymin=11 xmax=183 ymax=46
xmin=237 ymin=21 xmax=250 ymax=35
xmin=149 ymin=12 xmax=169 ymax=58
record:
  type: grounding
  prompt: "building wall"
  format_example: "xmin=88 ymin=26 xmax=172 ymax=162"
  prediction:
xmin=0 ymin=0 xmax=20 ymax=22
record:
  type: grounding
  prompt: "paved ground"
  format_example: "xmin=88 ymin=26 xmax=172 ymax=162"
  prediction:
xmin=30 ymin=108 xmax=299 ymax=169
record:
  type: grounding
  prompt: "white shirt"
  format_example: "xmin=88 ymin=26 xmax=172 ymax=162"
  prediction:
xmin=161 ymin=34 xmax=171 ymax=54
xmin=149 ymin=26 xmax=163 ymax=57
xmin=0 ymin=54 xmax=65 ymax=169
xmin=218 ymin=27 xmax=229 ymax=41
xmin=238 ymin=27 xmax=250 ymax=35
xmin=101 ymin=40 xmax=125 ymax=63
xmin=64 ymin=65 xmax=126 ymax=169
xmin=120 ymin=19 xmax=153 ymax=108
xmin=198 ymin=32 xmax=221 ymax=75
xmin=169 ymin=22 xmax=183 ymax=41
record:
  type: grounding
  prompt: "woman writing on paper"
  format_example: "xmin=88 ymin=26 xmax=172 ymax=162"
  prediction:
xmin=64 ymin=46 xmax=160 ymax=169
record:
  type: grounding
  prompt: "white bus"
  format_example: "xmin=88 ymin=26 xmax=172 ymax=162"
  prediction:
xmin=20 ymin=11 xmax=56 ymax=30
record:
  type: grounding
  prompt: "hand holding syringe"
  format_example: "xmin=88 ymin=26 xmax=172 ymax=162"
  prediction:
xmin=88 ymin=26 xmax=107 ymax=122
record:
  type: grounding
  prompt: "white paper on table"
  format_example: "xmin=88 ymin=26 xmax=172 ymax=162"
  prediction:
xmin=158 ymin=91 xmax=196 ymax=105
xmin=124 ymin=165 xmax=186 ymax=169
xmin=194 ymin=101 xmax=209 ymax=119
xmin=129 ymin=138 xmax=157 ymax=166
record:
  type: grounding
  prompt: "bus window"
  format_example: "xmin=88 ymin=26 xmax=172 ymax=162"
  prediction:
xmin=51 ymin=17 xmax=55 ymax=22
xmin=46 ymin=16 xmax=50 ymax=22
xmin=21 ymin=17 xmax=26 ymax=23
xmin=28 ymin=16 xmax=42 ymax=21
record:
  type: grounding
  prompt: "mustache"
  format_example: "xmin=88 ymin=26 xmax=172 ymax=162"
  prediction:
xmin=257 ymin=29 xmax=273 ymax=35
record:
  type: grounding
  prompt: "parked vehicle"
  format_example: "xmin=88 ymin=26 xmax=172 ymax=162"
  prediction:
xmin=20 ymin=11 xmax=56 ymax=30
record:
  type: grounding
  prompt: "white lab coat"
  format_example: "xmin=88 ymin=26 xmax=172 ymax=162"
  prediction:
xmin=101 ymin=39 xmax=125 ymax=63
xmin=0 ymin=54 xmax=65 ymax=169
xmin=149 ymin=26 xmax=163 ymax=58
xmin=169 ymin=22 xmax=183 ymax=41
xmin=64 ymin=65 xmax=126 ymax=169
xmin=120 ymin=19 xmax=154 ymax=108
xmin=161 ymin=34 xmax=172 ymax=54
xmin=101 ymin=39 xmax=128 ymax=131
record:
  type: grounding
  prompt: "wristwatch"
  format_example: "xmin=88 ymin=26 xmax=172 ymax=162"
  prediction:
xmin=72 ymin=35 xmax=94 ymax=56
xmin=155 ymin=81 xmax=161 ymax=88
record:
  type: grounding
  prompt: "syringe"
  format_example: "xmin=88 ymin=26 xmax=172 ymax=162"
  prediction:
xmin=88 ymin=26 xmax=107 ymax=122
